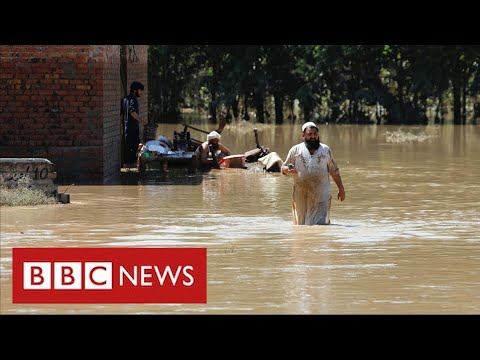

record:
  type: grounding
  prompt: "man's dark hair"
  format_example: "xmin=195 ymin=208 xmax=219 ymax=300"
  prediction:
xmin=130 ymin=81 xmax=144 ymax=92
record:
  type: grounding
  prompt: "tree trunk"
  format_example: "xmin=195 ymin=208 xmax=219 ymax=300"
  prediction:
xmin=209 ymin=91 xmax=217 ymax=122
xmin=434 ymin=96 xmax=441 ymax=125
xmin=302 ymin=102 xmax=312 ymax=122
xmin=396 ymin=59 xmax=405 ymax=124
xmin=353 ymin=100 xmax=360 ymax=124
xmin=398 ymin=85 xmax=404 ymax=124
xmin=225 ymin=108 xmax=232 ymax=122
xmin=232 ymin=96 xmax=239 ymax=120
xmin=254 ymin=94 xmax=265 ymax=123
xmin=452 ymin=77 xmax=462 ymax=125
xmin=473 ymin=97 xmax=480 ymax=125
xmin=290 ymin=99 xmax=295 ymax=120
xmin=348 ymin=99 xmax=353 ymax=122
xmin=440 ymin=94 xmax=447 ymax=125
xmin=243 ymin=93 xmax=250 ymax=121
xmin=375 ymin=103 xmax=381 ymax=125
xmin=331 ymin=103 xmax=341 ymax=123
xmin=461 ymin=68 xmax=468 ymax=125
xmin=274 ymin=93 xmax=284 ymax=124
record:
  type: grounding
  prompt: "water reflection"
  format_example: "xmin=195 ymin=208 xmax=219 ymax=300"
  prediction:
xmin=1 ymin=124 xmax=479 ymax=314
xmin=113 ymin=168 xmax=205 ymax=186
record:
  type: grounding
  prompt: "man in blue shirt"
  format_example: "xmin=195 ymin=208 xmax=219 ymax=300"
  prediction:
xmin=121 ymin=81 xmax=148 ymax=167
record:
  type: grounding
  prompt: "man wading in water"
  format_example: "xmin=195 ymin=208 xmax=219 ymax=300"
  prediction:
xmin=282 ymin=122 xmax=346 ymax=225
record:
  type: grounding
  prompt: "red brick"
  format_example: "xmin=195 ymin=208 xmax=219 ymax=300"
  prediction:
xmin=1 ymin=44 xmax=148 ymax=184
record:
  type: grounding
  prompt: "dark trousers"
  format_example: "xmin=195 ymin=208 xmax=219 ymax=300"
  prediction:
xmin=125 ymin=129 xmax=140 ymax=165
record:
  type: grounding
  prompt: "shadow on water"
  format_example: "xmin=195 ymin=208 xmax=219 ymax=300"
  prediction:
xmin=108 ymin=168 xmax=209 ymax=186
xmin=329 ymin=223 xmax=360 ymax=228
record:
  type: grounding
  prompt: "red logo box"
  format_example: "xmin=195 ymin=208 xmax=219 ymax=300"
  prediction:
xmin=12 ymin=248 xmax=207 ymax=304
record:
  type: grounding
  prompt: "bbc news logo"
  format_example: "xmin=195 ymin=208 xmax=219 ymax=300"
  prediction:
xmin=12 ymin=248 xmax=206 ymax=303
xmin=23 ymin=261 xmax=114 ymax=290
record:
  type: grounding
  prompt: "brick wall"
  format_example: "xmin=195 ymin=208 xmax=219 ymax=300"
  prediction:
xmin=0 ymin=45 xmax=148 ymax=184
xmin=102 ymin=45 xmax=122 ymax=184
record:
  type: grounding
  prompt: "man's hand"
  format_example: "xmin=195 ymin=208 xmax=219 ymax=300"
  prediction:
xmin=337 ymin=187 xmax=346 ymax=201
xmin=282 ymin=164 xmax=297 ymax=175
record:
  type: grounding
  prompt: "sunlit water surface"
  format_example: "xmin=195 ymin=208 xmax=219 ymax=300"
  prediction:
xmin=1 ymin=124 xmax=479 ymax=314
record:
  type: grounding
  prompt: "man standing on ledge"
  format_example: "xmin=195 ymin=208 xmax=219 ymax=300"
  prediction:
xmin=121 ymin=81 xmax=148 ymax=167
xmin=282 ymin=122 xmax=346 ymax=225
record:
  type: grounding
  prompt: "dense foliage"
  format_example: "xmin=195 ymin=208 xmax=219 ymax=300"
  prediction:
xmin=148 ymin=45 xmax=480 ymax=125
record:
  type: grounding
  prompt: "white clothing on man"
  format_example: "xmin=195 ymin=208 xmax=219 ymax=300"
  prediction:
xmin=284 ymin=142 xmax=339 ymax=225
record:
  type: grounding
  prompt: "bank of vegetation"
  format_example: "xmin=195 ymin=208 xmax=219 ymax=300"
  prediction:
xmin=0 ymin=176 xmax=57 ymax=207
xmin=148 ymin=45 xmax=479 ymax=125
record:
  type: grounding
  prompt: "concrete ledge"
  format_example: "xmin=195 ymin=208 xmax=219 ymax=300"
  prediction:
xmin=0 ymin=158 xmax=58 ymax=196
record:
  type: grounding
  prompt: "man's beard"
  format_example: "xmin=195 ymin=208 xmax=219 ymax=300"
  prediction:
xmin=210 ymin=142 xmax=219 ymax=151
xmin=304 ymin=139 xmax=320 ymax=151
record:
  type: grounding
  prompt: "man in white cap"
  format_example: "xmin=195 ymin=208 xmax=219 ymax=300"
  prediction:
xmin=194 ymin=130 xmax=231 ymax=168
xmin=281 ymin=121 xmax=346 ymax=225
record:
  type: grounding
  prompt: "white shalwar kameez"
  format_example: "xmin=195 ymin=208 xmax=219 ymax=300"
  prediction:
xmin=284 ymin=142 xmax=340 ymax=225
